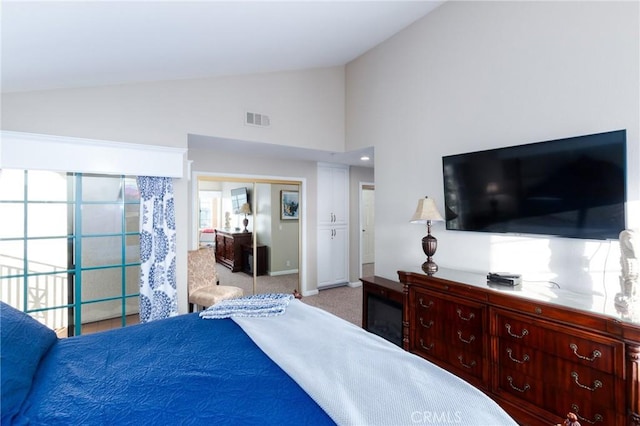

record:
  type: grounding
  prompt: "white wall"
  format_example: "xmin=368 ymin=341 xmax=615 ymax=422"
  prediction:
xmin=1 ymin=66 xmax=345 ymax=150
xmin=346 ymin=1 xmax=640 ymax=297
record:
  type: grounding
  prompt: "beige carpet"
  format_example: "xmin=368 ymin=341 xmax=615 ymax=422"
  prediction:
xmin=215 ymin=263 xmax=364 ymax=326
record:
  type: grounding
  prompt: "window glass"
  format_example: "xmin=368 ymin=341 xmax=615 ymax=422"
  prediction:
xmin=27 ymin=204 xmax=69 ymax=238
xmin=82 ymin=236 xmax=122 ymax=267
xmin=27 ymin=171 xmax=69 ymax=201
xmin=125 ymin=236 xmax=140 ymax=263
xmin=0 ymin=240 xmax=24 ymax=275
xmin=0 ymin=169 xmax=24 ymax=201
xmin=26 ymin=238 xmax=69 ymax=272
xmin=81 ymin=204 xmax=123 ymax=235
xmin=125 ymin=265 xmax=140 ymax=293
xmin=81 ymin=268 xmax=122 ymax=302
xmin=26 ymin=273 xmax=69 ymax=312
xmin=0 ymin=203 xmax=24 ymax=238
xmin=82 ymin=175 xmax=123 ymax=202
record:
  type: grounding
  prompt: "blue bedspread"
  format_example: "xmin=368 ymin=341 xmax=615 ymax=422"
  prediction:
xmin=13 ymin=313 xmax=335 ymax=425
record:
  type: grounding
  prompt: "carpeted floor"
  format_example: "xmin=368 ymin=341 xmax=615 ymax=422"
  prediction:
xmin=215 ymin=263 xmax=367 ymax=327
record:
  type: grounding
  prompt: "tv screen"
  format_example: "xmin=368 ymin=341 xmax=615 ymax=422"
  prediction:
xmin=230 ymin=187 xmax=249 ymax=214
xmin=442 ymin=130 xmax=626 ymax=240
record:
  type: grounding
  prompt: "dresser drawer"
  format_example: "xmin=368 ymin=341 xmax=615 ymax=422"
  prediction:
xmin=414 ymin=289 xmax=447 ymax=315
xmin=496 ymin=366 xmax=544 ymax=407
xmin=497 ymin=341 xmax=544 ymax=377
xmin=447 ymin=301 xmax=484 ymax=328
xmin=444 ymin=346 xmax=485 ymax=381
xmin=551 ymin=361 xmax=616 ymax=407
xmin=547 ymin=393 xmax=620 ymax=426
xmin=414 ymin=309 xmax=443 ymax=340
xmin=446 ymin=324 xmax=484 ymax=353
xmin=495 ymin=313 xmax=546 ymax=344
xmin=412 ymin=333 xmax=446 ymax=360
xmin=495 ymin=312 xmax=622 ymax=375
xmin=552 ymin=333 xmax=621 ymax=376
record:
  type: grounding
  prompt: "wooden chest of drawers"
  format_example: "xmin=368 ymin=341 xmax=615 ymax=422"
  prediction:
xmin=214 ymin=229 xmax=251 ymax=272
xmin=399 ymin=268 xmax=640 ymax=426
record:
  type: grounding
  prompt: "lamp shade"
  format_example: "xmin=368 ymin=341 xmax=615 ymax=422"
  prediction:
xmin=410 ymin=197 xmax=444 ymax=223
xmin=239 ymin=203 xmax=251 ymax=215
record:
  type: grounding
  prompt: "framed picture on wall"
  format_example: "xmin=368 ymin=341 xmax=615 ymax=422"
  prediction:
xmin=281 ymin=190 xmax=299 ymax=220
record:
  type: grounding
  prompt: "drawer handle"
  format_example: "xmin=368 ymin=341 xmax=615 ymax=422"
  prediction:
xmin=506 ymin=347 xmax=530 ymax=364
xmin=419 ymin=298 xmax=434 ymax=309
xmin=505 ymin=323 xmax=529 ymax=339
xmin=419 ymin=339 xmax=434 ymax=351
xmin=419 ymin=318 xmax=434 ymax=329
xmin=456 ymin=308 xmax=475 ymax=321
xmin=457 ymin=330 xmax=475 ymax=344
xmin=507 ymin=376 xmax=530 ymax=393
xmin=571 ymin=371 xmax=603 ymax=392
xmin=457 ymin=355 xmax=476 ymax=369
xmin=569 ymin=343 xmax=602 ymax=362
xmin=571 ymin=404 xmax=604 ymax=424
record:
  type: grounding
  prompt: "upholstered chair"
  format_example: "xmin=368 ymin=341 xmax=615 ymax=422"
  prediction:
xmin=187 ymin=248 xmax=243 ymax=312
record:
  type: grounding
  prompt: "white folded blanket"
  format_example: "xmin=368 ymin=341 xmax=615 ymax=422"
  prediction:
xmin=199 ymin=293 xmax=293 ymax=319
xmin=234 ymin=300 xmax=518 ymax=426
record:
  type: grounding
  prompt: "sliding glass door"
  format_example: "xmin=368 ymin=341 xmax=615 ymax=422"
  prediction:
xmin=0 ymin=170 xmax=141 ymax=336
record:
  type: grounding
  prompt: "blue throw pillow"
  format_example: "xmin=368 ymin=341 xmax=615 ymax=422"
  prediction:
xmin=1 ymin=302 xmax=57 ymax=423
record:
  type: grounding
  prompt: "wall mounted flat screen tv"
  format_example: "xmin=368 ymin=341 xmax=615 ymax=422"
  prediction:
xmin=230 ymin=187 xmax=249 ymax=214
xmin=442 ymin=130 xmax=626 ymax=240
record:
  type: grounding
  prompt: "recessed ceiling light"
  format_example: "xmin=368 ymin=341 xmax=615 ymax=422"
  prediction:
xmin=360 ymin=156 xmax=370 ymax=161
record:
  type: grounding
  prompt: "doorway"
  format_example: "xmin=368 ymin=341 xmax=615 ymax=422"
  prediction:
xmin=360 ymin=183 xmax=375 ymax=278
xmin=192 ymin=173 xmax=304 ymax=296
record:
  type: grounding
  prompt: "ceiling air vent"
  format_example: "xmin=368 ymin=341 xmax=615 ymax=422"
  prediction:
xmin=246 ymin=112 xmax=271 ymax=127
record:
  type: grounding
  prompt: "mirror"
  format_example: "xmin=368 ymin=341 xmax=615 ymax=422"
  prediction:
xmin=195 ymin=176 xmax=300 ymax=297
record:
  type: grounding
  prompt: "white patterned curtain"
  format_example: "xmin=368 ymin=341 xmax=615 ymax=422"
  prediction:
xmin=137 ymin=176 xmax=178 ymax=323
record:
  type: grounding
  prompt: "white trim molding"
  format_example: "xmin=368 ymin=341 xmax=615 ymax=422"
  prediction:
xmin=0 ymin=131 xmax=186 ymax=178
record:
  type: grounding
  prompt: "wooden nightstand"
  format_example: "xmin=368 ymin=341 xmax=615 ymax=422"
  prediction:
xmin=241 ymin=244 xmax=267 ymax=276
xmin=360 ymin=276 xmax=404 ymax=347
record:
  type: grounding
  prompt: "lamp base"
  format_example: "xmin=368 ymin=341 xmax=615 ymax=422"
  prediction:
xmin=421 ymin=232 xmax=438 ymax=275
xmin=242 ymin=217 xmax=249 ymax=233
xmin=422 ymin=258 xmax=438 ymax=275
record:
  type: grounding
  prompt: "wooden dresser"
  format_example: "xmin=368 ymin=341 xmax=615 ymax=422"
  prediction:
xmin=214 ymin=229 xmax=251 ymax=272
xmin=398 ymin=268 xmax=640 ymax=426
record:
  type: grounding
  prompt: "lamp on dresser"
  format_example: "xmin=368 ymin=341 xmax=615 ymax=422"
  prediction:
xmin=240 ymin=203 xmax=251 ymax=233
xmin=410 ymin=196 xmax=444 ymax=274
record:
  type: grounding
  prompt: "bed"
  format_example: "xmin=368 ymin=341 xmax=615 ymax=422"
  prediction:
xmin=1 ymin=297 xmax=517 ymax=425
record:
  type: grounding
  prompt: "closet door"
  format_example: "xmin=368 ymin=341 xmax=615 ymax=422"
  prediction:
xmin=318 ymin=164 xmax=348 ymax=226
xmin=317 ymin=226 xmax=348 ymax=288
xmin=196 ymin=177 xmax=301 ymax=297
xmin=317 ymin=163 xmax=348 ymax=289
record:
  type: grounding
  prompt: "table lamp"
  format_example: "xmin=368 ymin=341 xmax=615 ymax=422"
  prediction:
xmin=410 ymin=196 xmax=444 ymax=274
xmin=240 ymin=203 xmax=251 ymax=232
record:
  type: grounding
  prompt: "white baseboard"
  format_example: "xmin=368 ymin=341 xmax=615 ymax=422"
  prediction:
xmin=269 ymin=269 xmax=299 ymax=276
xmin=348 ymin=281 xmax=362 ymax=288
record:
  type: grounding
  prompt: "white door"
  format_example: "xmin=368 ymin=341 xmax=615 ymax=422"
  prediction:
xmin=361 ymin=187 xmax=375 ymax=264
xmin=317 ymin=164 xmax=348 ymax=226
xmin=331 ymin=226 xmax=348 ymax=284
xmin=317 ymin=226 xmax=348 ymax=288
